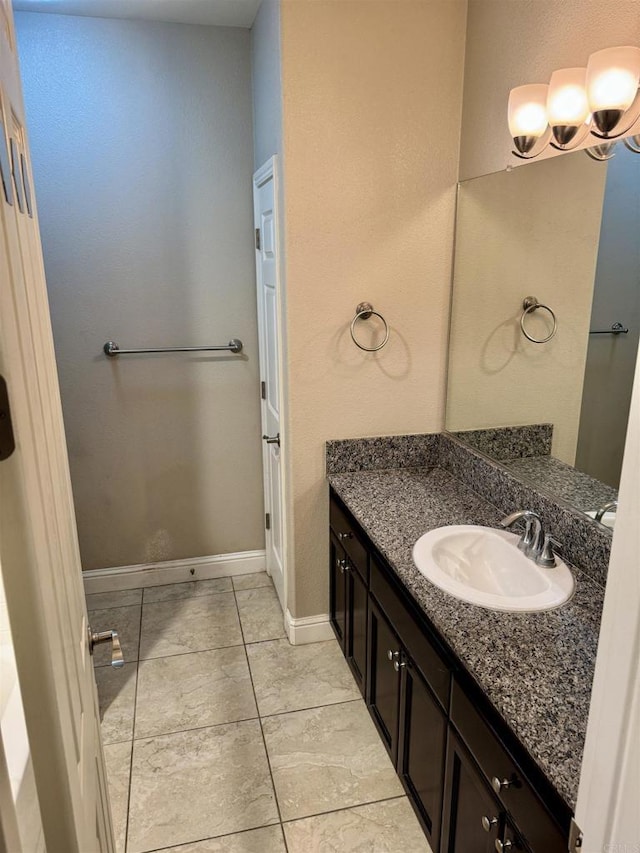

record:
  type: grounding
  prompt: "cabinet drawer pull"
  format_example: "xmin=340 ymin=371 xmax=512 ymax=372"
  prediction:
xmin=482 ymin=816 xmax=498 ymax=832
xmin=492 ymin=776 xmax=514 ymax=794
xmin=387 ymin=649 xmax=400 ymax=662
xmin=338 ymin=531 xmax=353 ymax=540
xmin=393 ymin=658 xmax=406 ymax=671
xmin=495 ymin=840 xmax=512 ymax=852
xmin=339 ymin=559 xmax=349 ymax=574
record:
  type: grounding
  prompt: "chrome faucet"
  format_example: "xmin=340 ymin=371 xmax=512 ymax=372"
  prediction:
xmin=500 ymin=510 xmax=557 ymax=568
xmin=595 ymin=500 xmax=617 ymax=523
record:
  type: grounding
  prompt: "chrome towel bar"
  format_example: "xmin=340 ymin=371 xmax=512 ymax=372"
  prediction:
xmin=589 ymin=323 xmax=629 ymax=335
xmin=103 ymin=339 xmax=243 ymax=357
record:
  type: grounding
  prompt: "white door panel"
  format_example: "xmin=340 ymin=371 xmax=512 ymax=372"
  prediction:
xmin=265 ymin=286 xmax=280 ymax=418
xmin=254 ymin=158 xmax=286 ymax=611
xmin=0 ymin=5 xmax=112 ymax=850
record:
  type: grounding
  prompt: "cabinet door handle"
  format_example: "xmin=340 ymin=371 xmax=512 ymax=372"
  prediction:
xmin=482 ymin=816 xmax=498 ymax=832
xmin=338 ymin=531 xmax=353 ymax=541
xmin=387 ymin=649 xmax=400 ymax=662
xmin=393 ymin=658 xmax=406 ymax=671
xmin=339 ymin=559 xmax=349 ymax=574
xmin=495 ymin=841 xmax=512 ymax=852
xmin=491 ymin=776 xmax=514 ymax=794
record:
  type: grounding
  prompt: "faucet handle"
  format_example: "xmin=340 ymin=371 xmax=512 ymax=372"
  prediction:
xmin=536 ymin=533 xmax=560 ymax=568
xmin=517 ymin=516 xmax=535 ymax=554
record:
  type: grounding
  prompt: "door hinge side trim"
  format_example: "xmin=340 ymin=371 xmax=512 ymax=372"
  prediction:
xmin=0 ymin=376 xmax=16 ymax=461
xmin=568 ymin=818 xmax=583 ymax=852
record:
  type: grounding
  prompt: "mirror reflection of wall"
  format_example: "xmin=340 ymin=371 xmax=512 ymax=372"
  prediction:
xmin=446 ymin=145 xmax=640 ymax=529
xmin=576 ymin=145 xmax=640 ymax=490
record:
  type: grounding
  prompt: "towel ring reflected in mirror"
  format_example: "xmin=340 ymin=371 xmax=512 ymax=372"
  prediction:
xmin=520 ymin=296 xmax=557 ymax=344
xmin=350 ymin=302 xmax=390 ymax=352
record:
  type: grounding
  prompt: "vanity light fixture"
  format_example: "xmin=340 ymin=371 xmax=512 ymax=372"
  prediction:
xmin=508 ymin=45 xmax=640 ymax=160
xmin=508 ymin=84 xmax=551 ymax=158
xmin=624 ymin=133 xmax=640 ymax=153
xmin=587 ymin=46 xmax=640 ymax=137
xmin=585 ymin=132 xmax=640 ymax=161
xmin=546 ymin=68 xmax=591 ymax=149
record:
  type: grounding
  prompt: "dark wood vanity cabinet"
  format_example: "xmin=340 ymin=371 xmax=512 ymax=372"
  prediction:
xmin=366 ymin=598 xmax=401 ymax=762
xmin=329 ymin=532 xmax=347 ymax=649
xmin=329 ymin=506 xmax=368 ymax=696
xmin=441 ymin=731 xmax=504 ymax=853
xmin=398 ymin=654 xmax=447 ymax=846
xmin=366 ymin=558 xmax=448 ymax=849
xmin=328 ymin=489 xmax=572 ymax=853
xmin=367 ymin=591 xmax=447 ymax=849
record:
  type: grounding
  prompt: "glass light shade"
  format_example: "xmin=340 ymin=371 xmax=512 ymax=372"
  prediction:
xmin=546 ymin=68 xmax=590 ymax=126
xmin=508 ymin=84 xmax=549 ymax=138
xmin=586 ymin=46 xmax=640 ymax=111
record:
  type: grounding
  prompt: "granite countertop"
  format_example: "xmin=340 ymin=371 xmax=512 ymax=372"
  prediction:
xmin=328 ymin=465 xmax=604 ymax=810
xmin=503 ymin=455 xmax=618 ymax=513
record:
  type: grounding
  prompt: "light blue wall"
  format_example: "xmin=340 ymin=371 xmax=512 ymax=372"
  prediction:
xmin=16 ymin=12 xmax=264 ymax=568
xmin=577 ymin=145 xmax=640 ymax=486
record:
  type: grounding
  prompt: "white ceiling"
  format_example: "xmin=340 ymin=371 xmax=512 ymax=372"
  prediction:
xmin=12 ymin=0 xmax=262 ymax=28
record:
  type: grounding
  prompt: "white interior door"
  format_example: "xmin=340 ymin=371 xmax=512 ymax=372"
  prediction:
xmin=254 ymin=157 xmax=286 ymax=610
xmin=0 ymin=4 xmax=113 ymax=850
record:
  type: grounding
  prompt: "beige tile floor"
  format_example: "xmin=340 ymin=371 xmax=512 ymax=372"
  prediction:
xmin=89 ymin=572 xmax=433 ymax=853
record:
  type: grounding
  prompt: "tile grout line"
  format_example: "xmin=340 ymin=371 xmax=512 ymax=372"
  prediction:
xmin=231 ymin=585 xmax=290 ymax=853
xmin=139 ymin=794 xmax=412 ymax=853
xmin=124 ymin=695 xmax=365 ymax=744
xmin=141 ymin=821 xmax=282 ymax=853
xmin=94 ymin=640 xmax=247 ymax=670
xmin=122 ymin=594 xmax=143 ymax=853
xmin=280 ymin=793 xmax=409 ymax=825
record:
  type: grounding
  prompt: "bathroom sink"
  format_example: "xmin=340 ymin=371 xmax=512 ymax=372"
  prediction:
xmin=412 ymin=525 xmax=574 ymax=612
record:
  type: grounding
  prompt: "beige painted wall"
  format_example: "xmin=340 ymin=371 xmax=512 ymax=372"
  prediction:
xmin=16 ymin=13 xmax=264 ymax=569
xmin=460 ymin=0 xmax=640 ymax=181
xmin=280 ymin=0 xmax=467 ymax=618
xmin=446 ymin=152 xmax=607 ymax=464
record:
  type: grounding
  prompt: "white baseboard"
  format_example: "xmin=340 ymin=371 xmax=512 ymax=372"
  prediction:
xmin=285 ymin=609 xmax=333 ymax=645
xmin=83 ymin=550 xmax=267 ymax=594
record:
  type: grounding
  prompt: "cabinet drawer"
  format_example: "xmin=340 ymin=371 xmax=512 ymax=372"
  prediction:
xmin=329 ymin=497 xmax=368 ymax=582
xmin=370 ymin=556 xmax=450 ymax=711
xmin=451 ymin=680 xmax=567 ymax=853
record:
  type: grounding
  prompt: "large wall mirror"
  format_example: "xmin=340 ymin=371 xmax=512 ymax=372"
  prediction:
xmin=446 ymin=144 xmax=640 ymax=532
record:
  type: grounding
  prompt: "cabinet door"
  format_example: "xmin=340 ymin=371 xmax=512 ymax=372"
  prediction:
xmin=398 ymin=663 xmax=447 ymax=850
xmin=441 ymin=731 xmax=503 ymax=853
xmin=498 ymin=820 xmax=530 ymax=853
xmin=366 ymin=598 xmax=401 ymax=763
xmin=346 ymin=561 xmax=367 ymax=696
xmin=329 ymin=532 xmax=347 ymax=651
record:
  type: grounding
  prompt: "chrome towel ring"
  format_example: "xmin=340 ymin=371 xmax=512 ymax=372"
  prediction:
xmin=520 ymin=296 xmax=557 ymax=344
xmin=350 ymin=302 xmax=389 ymax=352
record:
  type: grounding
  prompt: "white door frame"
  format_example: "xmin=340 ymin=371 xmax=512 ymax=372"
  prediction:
xmin=253 ymin=155 xmax=290 ymax=621
xmin=575 ymin=345 xmax=640 ymax=849
xmin=0 ymin=3 xmax=113 ymax=848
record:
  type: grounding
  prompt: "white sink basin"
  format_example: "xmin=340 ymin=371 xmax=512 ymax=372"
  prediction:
xmin=412 ymin=525 xmax=574 ymax=612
